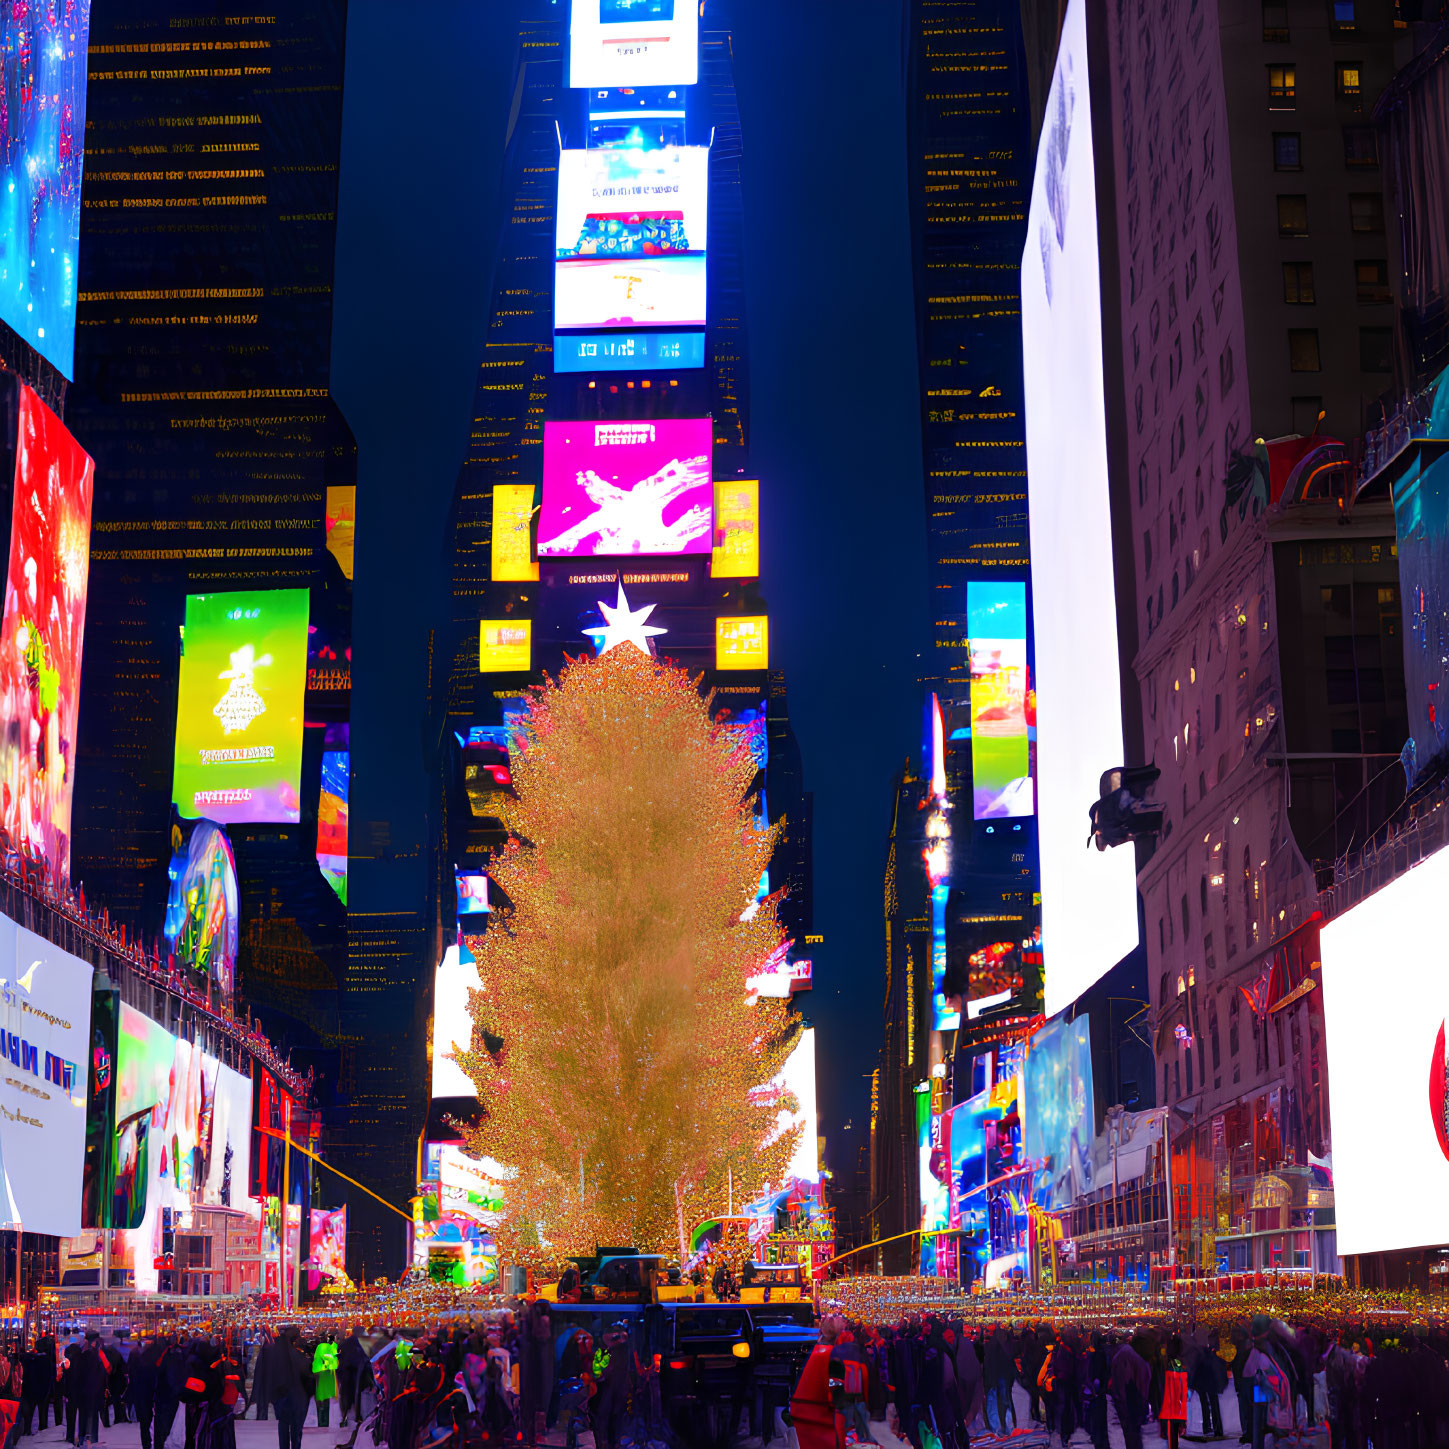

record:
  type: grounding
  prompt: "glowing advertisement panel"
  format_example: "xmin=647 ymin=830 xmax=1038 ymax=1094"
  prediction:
xmin=325 ymin=486 xmax=355 ymax=580
xmin=1022 ymin=1014 xmax=1096 ymax=1210
xmin=432 ymin=944 xmax=482 ymax=1100
xmin=1321 ymin=846 xmax=1449 ymax=1255
xmin=172 ymin=589 xmax=308 ymax=824
xmin=111 ymin=1005 xmax=254 ymax=1292
xmin=569 ymin=0 xmax=699 ymax=90
xmin=0 ymin=387 xmax=93 ymax=879
xmin=1022 ymin=0 xmax=1139 ymax=1016
xmin=307 ymin=1206 xmax=346 ymax=1284
xmin=0 ymin=2 xmax=91 ymax=378
xmin=0 ymin=922 xmax=91 ymax=1235
xmin=555 ymin=146 xmax=708 ymax=332
xmin=478 ymin=618 xmax=531 ymax=672
xmin=968 ymin=582 xmax=1033 ymax=820
xmin=555 ymin=331 xmax=705 ymax=374
xmin=491 ymin=484 xmax=539 ymax=582
xmin=316 ymin=749 xmax=348 ymax=904
xmin=540 ymin=418 xmax=712 ymax=558
xmin=930 ymin=883 xmax=957 ymax=1031
xmin=716 ymin=616 xmax=768 ymax=670
xmin=713 ymin=480 xmax=759 ymax=578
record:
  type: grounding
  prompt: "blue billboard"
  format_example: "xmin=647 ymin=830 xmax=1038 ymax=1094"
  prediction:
xmin=1023 ymin=1014 xmax=1096 ymax=1209
xmin=555 ymin=330 xmax=705 ymax=373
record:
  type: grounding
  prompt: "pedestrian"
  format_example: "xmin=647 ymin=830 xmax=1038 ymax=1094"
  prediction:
xmin=62 ymin=1336 xmax=84 ymax=1446
xmin=590 ymin=1322 xmax=633 ymax=1449
xmin=265 ymin=1328 xmax=308 ymax=1449
xmin=1243 ymin=1317 xmax=1292 ymax=1449
xmin=1083 ymin=1330 xmax=1110 ymax=1449
xmin=74 ymin=1333 xmax=110 ymax=1449
xmin=19 ymin=1335 xmax=53 ymax=1437
xmin=1160 ymin=1336 xmax=1188 ymax=1449
xmin=1019 ymin=1325 xmax=1045 ymax=1426
xmin=0 ymin=1345 xmax=21 ymax=1449
xmin=247 ymin=1329 xmax=272 ymax=1422
xmin=1109 ymin=1332 xmax=1151 ymax=1449
xmin=952 ymin=1322 xmax=984 ymax=1438
xmin=311 ymin=1335 xmax=337 ymax=1429
xmin=983 ymin=1325 xmax=1015 ymax=1435
xmin=1190 ymin=1329 xmax=1226 ymax=1440
xmin=337 ymin=1326 xmax=368 ymax=1428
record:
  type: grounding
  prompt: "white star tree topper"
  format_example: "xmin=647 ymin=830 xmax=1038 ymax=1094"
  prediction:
xmin=583 ymin=581 xmax=668 ymax=657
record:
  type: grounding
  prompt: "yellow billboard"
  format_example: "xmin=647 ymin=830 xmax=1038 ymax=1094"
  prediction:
xmin=712 ymin=479 xmax=759 ymax=578
xmin=716 ymin=616 xmax=769 ymax=670
xmin=491 ymin=484 xmax=539 ymax=582
xmin=479 ymin=619 xmax=532 ymax=672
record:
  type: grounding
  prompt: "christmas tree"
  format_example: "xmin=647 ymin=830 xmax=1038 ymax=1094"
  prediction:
xmin=457 ymin=646 xmax=802 ymax=1265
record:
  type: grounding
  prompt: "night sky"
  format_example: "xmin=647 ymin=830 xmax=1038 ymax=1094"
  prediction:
xmin=330 ymin=0 xmax=927 ymax=1162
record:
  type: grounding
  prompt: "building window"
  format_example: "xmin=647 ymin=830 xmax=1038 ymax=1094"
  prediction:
xmin=1360 ymin=326 xmax=1393 ymax=372
xmin=1277 ymin=195 xmax=1309 ymax=237
xmin=1229 ymin=993 xmax=1241 ymax=1057
xmin=1262 ymin=2 xmax=1289 ymax=41
xmin=1356 ymin=259 xmax=1390 ymax=305
xmin=1331 ymin=0 xmax=1356 ymax=34
xmin=1268 ymin=65 xmax=1297 ymax=108
xmin=1336 ymin=63 xmax=1362 ymax=103
xmin=1349 ymin=192 xmax=1385 ymax=233
xmin=1282 ymin=261 xmax=1316 ymax=303
xmin=1273 ymin=132 xmax=1302 ymax=170
xmin=1292 ymin=396 xmax=1324 ymax=434
xmin=1343 ymin=126 xmax=1378 ymax=168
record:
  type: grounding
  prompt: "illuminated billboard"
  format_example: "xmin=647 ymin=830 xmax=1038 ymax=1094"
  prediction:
xmin=540 ymin=418 xmax=712 ymax=558
xmin=111 ymin=1004 xmax=255 ymax=1292
xmin=1022 ymin=0 xmax=1139 ymax=1016
xmin=555 ymin=331 xmax=705 ymax=373
xmin=432 ymin=943 xmax=482 ymax=1100
xmin=307 ymin=1206 xmax=346 ymax=1285
xmin=325 ymin=486 xmax=355 ymax=580
xmin=0 ymin=3 xmax=91 ymax=378
xmin=491 ymin=484 xmax=539 ymax=582
xmin=968 ymin=582 xmax=1033 ymax=819
xmin=479 ymin=618 xmax=532 ymax=672
xmin=0 ymin=921 xmax=92 ymax=1235
xmin=163 ymin=821 xmax=240 ymax=999
xmin=555 ymin=146 xmax=708 ymax=332
xmin=171 ymin=589 xmax=309 ymax=824
xmin=716 ymin=616 xmax=769 ymax=670
xmin=713 ymin=480 xmax=760 ymax=578
xmin=569 ymin=0 xmax=699 ymax=90
xmin=1022 ymin=1014 xmax=1096 ymax=1210
xmin=1321 ymin=846 xmax=1449 ymax=1255
xmin=317 ymin=748 xmax=349 ymax=904
xmin=0 ymin=387 xmax=94 ymax=878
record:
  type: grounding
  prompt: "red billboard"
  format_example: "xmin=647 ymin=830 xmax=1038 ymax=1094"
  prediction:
xmin=0 ymin=386 xmax=94 ymax=878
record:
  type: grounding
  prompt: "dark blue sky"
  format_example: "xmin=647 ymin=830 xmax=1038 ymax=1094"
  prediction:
xmin=330 ymin=0 xmax=928 ymax=1162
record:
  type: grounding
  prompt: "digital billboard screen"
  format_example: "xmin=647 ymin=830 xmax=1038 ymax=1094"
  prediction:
xmin=1321 ymin=846 xmax=1449 ymax=1255
xmin=968 ymin=582 xmax=1033 ymax=820
xmin=172 ymin=589 xmax=309 ymax=824
xmin=432 ymin=944 xmax=482 ymax=1100
xmin=540 ymin=418 xmax=712 ymax=558
xmin=555 ymin=331 xmax=705 ymax=374
xmin=1022 ymin=0 xmax=1139 ymax=1016
xmin=0 ymin=2 xmax=91 ymax=378
xmin=479 ymin=618 xmax=532 ymax=672
xmin=1022 ymin=1014 xmax=1096 ymax=1210
xmin=307 ymin=1205 xmax=346 ymax=1285
xmin=713 ymin=480 xmax=760 ymax=579
xmin=0 ymin=921 xmax=92 ymax=1235
xmin=491 ymin=484 xmax=539 ymax=582
xmin=716 ymin=616 xmax=768 ymax=670
xmin=325 ymin=486 xmax=355 ymax=580
xmin=569 ymin=0 xmax=699 ymax=90
xmin=555 ymin=146 xmax=708 ymax=333
xmin=317 ymin=748 xmax=349 ymax=905
xmin=0 ymin=386 xmax=94 ymax=879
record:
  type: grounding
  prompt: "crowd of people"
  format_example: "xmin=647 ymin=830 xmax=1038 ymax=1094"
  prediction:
xmin=817 ymin=1310 xmax=1449 ymax=1449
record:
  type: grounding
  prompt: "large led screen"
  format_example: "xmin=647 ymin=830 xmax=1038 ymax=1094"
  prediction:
xmin=317 ymin=748 xmax=349 ymax=905
xmin=111 ymin=1004 xmax=254 ymax=1292
xmin=555 ymin=331 xmax=705 ymax=374
xmin=569 ymin=0 xmax=699 ymax=90
xmin=540 ymin=418 xmax=712 ymax=558
xmin=0 ymin=921 xmax=91 ymax=1235
xmin=1321 ymin=846 xmax=1449 ymax=1255
xmin=432 ymin=944 xmax=482 ymax=1100
xmin=555 ymin=146 xmax=708 ymax=333
xmin=1022 ymin=0 xmax=1139 ymax=1017
xmin=491 ymin=484 xmax=539 ymax=582
xmin=171 ymin=588 xmax=309 ymax=824
xmin=1022 ymin=1013 xmax=1096 ymax=1210
xmin=0 ymin=2 xmax=91 ymax=378
xmin=0 ymin=387 xmax=94 ymax=879
xmin=968 ymin=582 xmax=1033 ymax=819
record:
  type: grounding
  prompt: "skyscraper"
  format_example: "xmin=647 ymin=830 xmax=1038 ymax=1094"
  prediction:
xmin=65 ymin=0 xmax=354 ymax=1151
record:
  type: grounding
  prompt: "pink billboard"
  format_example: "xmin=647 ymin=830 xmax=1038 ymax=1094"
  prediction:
xmin=539 ymin=419 xmax=713 ymax=558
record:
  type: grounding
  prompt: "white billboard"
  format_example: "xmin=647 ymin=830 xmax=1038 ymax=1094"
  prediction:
xmin=1022 ymin=0 xmax=1139 ymax=1017
xmin=0 ymin=922 xmax=92 ymax=1235
xmin=432 ymin=944 xmax=481 ymax=1100
xmin=1321 ymin=847 xmax=1449 ymax=1255
xmin=569 ymin=0 xmax=699 ymax=90
xmin=764 ymin=1028 xmax=819 ymax=1186
xmin=555 ymin=146 xmax=709 ymax=333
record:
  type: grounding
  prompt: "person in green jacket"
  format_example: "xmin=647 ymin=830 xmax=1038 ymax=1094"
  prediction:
xmin=312 ymin=1336 xmax=339 ymax=1428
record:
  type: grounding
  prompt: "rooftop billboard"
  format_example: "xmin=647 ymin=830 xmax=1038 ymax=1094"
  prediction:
xmin=569 ymin=0 xmax=699 ymax=90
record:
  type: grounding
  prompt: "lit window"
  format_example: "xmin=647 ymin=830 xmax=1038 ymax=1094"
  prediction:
xmin=1262 ymin=2 xmax=1289 ymax=41
xmin=1337 ymin=63 xmax=1362 ymax=102
xmin=1331 ymin=0 xmax=1356 ymax=34
xmin=1277 ymin=194 xmax=1309 ymax=237
xmin=1268 ymin=65 xmax=1297 ymax=107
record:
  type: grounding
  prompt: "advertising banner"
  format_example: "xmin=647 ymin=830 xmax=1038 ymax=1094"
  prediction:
xmin=968 ymin=582 xmax=1033 ymax=819
xmin=111 ymin=1004 xmax=255 ymax=1292
xmin=555 ymin=331 xmax=705 ymax=374
xmin=317 ymin=749 xmax=349 ymax=904
xmin=172 ymin=589 xmax=309 ymax=824
xmin=163 ymin=821 xmax=240 ymax=1000
xmin=0 ymin=2 xmax=92 ymax=377
xmin=432 ymin=944 xmax=482 ymax=1100
xmin=569 ymin=0 xmax=699 ymax=91
xmin=1022 ymin=1014 xmax=1096 ymax=1210
xmin=491 ymin=484 xmax=539 ymax=582
xmin=716 ymin=616 xmax=769 ymax=670
xmin=478 ymin=619 xmax=531 ymax=672
xmin=555 ymin=146 xmax=708 ymax=332
xmin=0 ymin=922 xmax=92 ymax=1235
xmin=325 ymin=486 xmax=355 ymax=580
xmin=0 ymin=387 xmax=95 ymax=880
xmin=541 ymin=419 xmax=713 ymax=558
xmin=712 ymin=480 xmax=760 ymax=578
xmin=307 ymin=1205 xmax=346 ymax=1283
